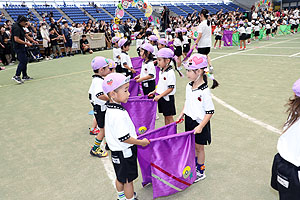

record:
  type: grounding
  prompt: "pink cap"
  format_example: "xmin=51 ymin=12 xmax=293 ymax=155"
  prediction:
xmin=146 ymin=28 xmax=152 ymax=32
xmin=112 ymin=36 xmax=120 ymax=44
xmin=184 ymin=54 xmax=208 ymax=70
xmin=118 ymin=38 xmax=127 ymax=48
xmin=175 ymin=28 xmax=182 ymax=33
xmin=134 ymin=32 xmax=139 ymax=37
xmin=239 ymin=21 xmax=244 ymax=25
xmin=157 ymin=48 xmax=174 ymax=59
xmin=186 ymin=24 xmax=191 ymax=28
xmin=182 ymin=28 xmax=187 ymax=32
xmin=166 ymin=28 xmax=172 ymax=32
xmin=293 ymin=78 xmax=300 ymax=97
xmin=148 ymin=35 xmax=158 ymax=42
xmin=102 ymin=73 xmax=130 ymax=94
xmin=158 ymin=38 xmax=168 ymax=46
xmin=91 ymin=56 xmax=109 ymax=70
xmin=107 ymin=58 xmax=116 ymax=69
xmin=141 ymin=43 xmax=154 ymax=53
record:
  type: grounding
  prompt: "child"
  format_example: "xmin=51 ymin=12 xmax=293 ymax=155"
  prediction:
xmin=118 ymin=38 xmax=136 ymax=78
xmin=213 ymin=23 xmax=223 ymax=49
xmin=173 ymin=28 xmax=183 ymax=69
xmin=112 ymin=36 xmax=121 ymax=73
xmin=88 ymin=56 xmax=112 ymax=157
xmin=49 ymin=28 xmax=62 ymax=58
xmin=271 ymin=78 xmax=300 ymax=199
xmin=165 ymin=28 xmax=173 ymax=41
xmin=148 ymin=48 xmax=177 ymax=125
xmin=265 ymin=20 xmax=271 ymax=40
xmin=177 ymin=53 xmax=218 ymax=182
xmin=3 ymin=38 xmax=12 ymax=65
xmin=182 ymin=28 xmax=190 ymax=57
xmin=62 ymin=21 xmax=73 ymax=56
xmin=238 ymin=21 xmax=246 ymax=50
xmin=134 ymin=43 xmax=156 ymax=95
xmin=80 ymin=34 xmax=93 ymax=54
xmin=254 ymin=21 xmax=260 ymax=41
xmin=186 ymin=24 xmax=192 ymax=45
xmin=158 ymin=38 xmax=168 ymax=49
xmin=148 ymin=35 xmax=158 ymax=58
xmin=102 ymin=73 xmax=150 ymax=200
xmin=271 ymin=20 xmax=277 ymax=37
xmin=246 ymin=22 xmax=252 ymax=44
xmin=108 ymin=58 xmax=117 ymax=73
xmin=135 ymin=31 xmax=144 ymax=56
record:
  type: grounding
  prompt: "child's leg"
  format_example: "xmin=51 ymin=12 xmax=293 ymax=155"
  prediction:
xmin=207 ymin=55 xmax=212 ymax=67
xmin=177 ymin=56 xmax=182 ymax=67
xmin=243 ymin=40 xmax=246 ymax=48
xmin=164 ymin=116 xmax=174 ymax=125
xmin=92 ymin=118 xmax=97 ymax=130
xmin=195 ymin=144 xmax=205 ymax=174
xmin=124 ymin=180 xmax=134 ymax=199
xmin=214 ymin=40 xmax=217 ymax=48
xmin=240 ymin=41 xmax=243 ymax=49
xmin=92 ymin=128 xmax=105 ymax=150
xmin=218 ymin=40 xmax=221 ymax=48
xmin=116 ymin=179 xmax=126 ymax=200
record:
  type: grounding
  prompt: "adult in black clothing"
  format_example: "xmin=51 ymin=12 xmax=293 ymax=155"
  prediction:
xmin=11 ymin=16 xmax=38 ymax=84
xmin=50 ymin=16 xmax=63 ymax=36
xmin=161 ymin=6 xmax=170 ymax=32
xmin=80 ymin=34 xmax=93 ymax=54
xmin=0 ymin=25 xmax=9 ymax=66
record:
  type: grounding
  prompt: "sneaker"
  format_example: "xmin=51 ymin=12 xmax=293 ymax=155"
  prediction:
xmin=22 ymin=76 xmax=33 ymax=81
xmin=243 ymin=47 xmax=246 ymax=50
xmin=214 ymin=47 xmax=216 ymax=49
xmin=8 ymin=63 xmax=14 ymax=66
xmin=89 ymin=128 xmax=100 ymax=135
xmin=194 ymin=169 xmax=206 ymax=183
xmin=12 ymin=76 xmax=24 ymax=84
xmin=90 ymin=147 xmax=108 ymax=158
xmin=239 ymin=48 xmax=243 ymax=51
xmin=45 ymin=57 xmax=49 ymax=61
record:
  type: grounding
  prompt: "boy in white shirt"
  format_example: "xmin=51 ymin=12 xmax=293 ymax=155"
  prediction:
xmin=112 ymin=37 xmax=121 ymax=73
xmin=118 ymin=38 xmax=136 ymax=78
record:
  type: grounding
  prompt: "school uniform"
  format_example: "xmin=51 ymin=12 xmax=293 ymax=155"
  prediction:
xmin=187 ymin=31 xmax=192 ymax=44
xmin=184 ymin=82 xmax=215 ymax=145
xmin=182 ymin=35 xmax=190 ymax=53
xmin=166 ymin=34 xmax=173 ymax=42
xmin=120 ymin=51 xmax=133 ymax=78
xmin=254 ymin=24 xmax=260 ymax=37
xmin=272 ymin=22 xmax=277 ymax=33
xmin=105 ymin=103 xmax=138 ymax=183
xmin=88 ymin=75 xmax=106 ymax=128
xmin=113 ymin=47 xmax=121 ymax=73
xmin=266 ymin=24 xmax=271 ymax=35
xmin=173 ymin=38 xmax=183 ymax=57
xmin=246 ymin=26 xmax=252 ymax=39
xmin=153 ymin=45 xmax=158 ymax=59
xmin=290 ymin=19 xmax=296 ymax=30
xmin=156 ymin=66 xmax=176 ymax=116
xmin=214 ymin=27 xmax=222 ymax=41
xmin=140 ymin=60 xmax=156 ymax=95
xmin=238 ymin=26 xmax=247 ymax=40
xmin=271 ymin=119 xmax=300 ymax=200
xmin=197 ymin=20 xmax=212 ymax=55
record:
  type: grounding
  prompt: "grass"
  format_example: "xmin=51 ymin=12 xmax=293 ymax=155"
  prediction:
xmin=0 ymin=34 xmax=300 ymax=200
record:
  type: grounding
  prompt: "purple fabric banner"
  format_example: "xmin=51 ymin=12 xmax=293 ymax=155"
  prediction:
xmin=122 ymin=97 xmax=157 ymax=135
xmin=222 ymin=30 xmax=233 ymax=46
xmin=137 ymin=122 xmax=177 ymax=186
xmin=168 ymin=41 xmax=174 ymax=52
xmin=128 ymin=79 xmax=143 ymax=97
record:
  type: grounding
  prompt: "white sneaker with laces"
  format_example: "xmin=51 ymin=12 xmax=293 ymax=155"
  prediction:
xmin=194 ymin=169 xmax=206 ymax=183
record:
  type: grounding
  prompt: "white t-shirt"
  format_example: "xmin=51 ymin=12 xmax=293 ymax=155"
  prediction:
xmin=197 ymin=20 xmax=212 ymax=48
xmin=88 ymin=75 xmax=107 ymax=111
xmin=246 ymin=26 xmax=252 ymax=34
xmin=277 ymin=119 xmax=300 ymax=167
xmin=120 ymin=51 xmax=133 ymax=71
xmin=184 ymin=82 xmax=215 ymax=123
xmin=113 ymin=47 xmax=121 ymax=64
xmin=265 ymin=24 xmax=271 ymax=29
xmin=252 ymin=12 xmax=258 ymax=20
xmin=183 ymin=35 xmax=189 ymax=45
xmin=173 ymin=38 xmax=182 ymax=47
xmin=238 ymin=26 xmax=246 ymax=35
xmin=156 ymin=66 xmax=176 ymax=101
xmin=166 ymin=34 xmax=173 ymax=41
xmin=105 ymin=103 xmax=137 ymax=151
xmin=136 ymin=39 xmax=144 ymax=49
xmin=153 ymin=45 xmax=158 ymax=58
xmin=214 ymin=27 xmax=222 ymax=36
xmin=293 ymin=10 xmax=299 ymax=17
xmin=140 ymin=60 xmax=156 ymax=81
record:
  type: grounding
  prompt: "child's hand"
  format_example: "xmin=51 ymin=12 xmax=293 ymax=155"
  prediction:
xmin=148 ymin=91 xmax=155 ymax=98
xmin=153 ymin=95 xmax=161 ymax=102
xmin=140 ymin=138 xmax=150 ymax=147
xmin=176 ymin=115 xmax=184 ymax=123
xmin=194 ymin=125 xmax=203 ymax=134
xmin=134 ymin=75 xmax=139 ymax=80
xmin=131 ymin=68 xmax=136 ymax=73
xmin=136 ymin=78 xmax=142 ymax=83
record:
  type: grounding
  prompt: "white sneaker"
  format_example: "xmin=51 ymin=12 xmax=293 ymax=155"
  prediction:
xmin=194 ymin=169 xmax=206 ymax=183
xmin=45 ymin=57 xmax=49 ymax=61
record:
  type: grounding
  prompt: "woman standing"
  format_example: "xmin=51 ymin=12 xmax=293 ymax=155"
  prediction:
xmin=40 ymin=23 xmax=51 ymax=60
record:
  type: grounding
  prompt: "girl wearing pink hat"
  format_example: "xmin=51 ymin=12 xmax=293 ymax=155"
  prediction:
xmin=271 ymin=78 xmax=300 ymax=200
xmin=182 ymin=28 xmax=190 ymax=58
xmin=177 ymin=54 xmax=219 ymax=183
xmin=165 ymin=28 xmax=173 ymax=42
xmin=174 ymin=28 xmax=184 ymax=69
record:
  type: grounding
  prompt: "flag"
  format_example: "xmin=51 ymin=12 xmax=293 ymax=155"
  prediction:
xmin=168 ymin=41 xmax=174 ymax=52
xmin=122 ymin=96 xmax=157 ymax=135
xmin=222 ymin=30 xmax=233 ymax=46
xmin=137 ymin=124 xmax=196 ymax=199
xmin=128 ymin=79 xmax=143 ymax=96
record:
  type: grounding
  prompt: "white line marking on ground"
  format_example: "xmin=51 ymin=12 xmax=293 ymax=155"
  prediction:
xmin=101 ymin=156 xmax=116 ymax=188
xmin=211 ymin=94 xmax=282 ymax=134
xmin=289 ymin=52 xmax=300 ymax=57
xmin=212 ymin=52 xmax=294 ymax=57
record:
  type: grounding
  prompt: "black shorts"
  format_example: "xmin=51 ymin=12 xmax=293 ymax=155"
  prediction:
xmin=255 ymin=31 xmax=260 ymax=37
xmin=188 ymin=39 xmax=192 ymax=44
xmin=271 ymin=153 xmax=300 ymax=200
xmin=266 ymin=29 xmax=271 ymax=35
xmin=93 ymin=104 xmax=106 ymax=128
xmin=184 ymin=115 xmax=211 ymax=145
xmin=65 ymin=39 xmax=72 ymax=48
xmin=239 ymin=33 xmax=247 ymax=41
xmin=183 ymin=44 xmax=190 ymax=53
xmin=111 ymin=145 xmax=138 ymax=183
xmin=245 ymin=34 xmax=251 ymax=39
xmin=157 ymin=95 xmax=176 ymax=116
xmin=174 ymin=46 xmax=183 ymax=57
xmin=116 ymin=64 xmax=123 ymax=73
xmin=197 ymin=47 xmax=210 ymax=55
xmin=141 ymin=80 xmax=155 ymax=95
xmin=215 ymin=35 xmax=222 ymax=41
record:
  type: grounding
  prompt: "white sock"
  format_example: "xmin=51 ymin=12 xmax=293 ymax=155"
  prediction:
xmin=117 ymin=191 xmax=126 ymax=200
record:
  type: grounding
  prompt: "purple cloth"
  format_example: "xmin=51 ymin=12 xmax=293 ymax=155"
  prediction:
xmin=167 ymin=41 xmax=174 ymax=52
xmin=122 ymin=96 xmax=157 ymax=135
xmin=128 ymin=79 xmax=143 ymax=97
xmin=137 ymin=126 xmax=196 ymax=199
xmin=137 ymin=122 xmax=177 ymax=186
xmin=222 ymin=30 xmax=233 ymax=46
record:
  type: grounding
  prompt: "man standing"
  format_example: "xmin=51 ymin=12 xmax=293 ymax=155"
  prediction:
xmin=11 ymin=16 xmax=38 ymax=84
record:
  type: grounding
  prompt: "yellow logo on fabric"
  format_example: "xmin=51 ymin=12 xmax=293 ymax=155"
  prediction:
xmin=183 ymin=166 xmax=191 ymax=179
xmin=138 ymin=126 xmax=147 ymax=134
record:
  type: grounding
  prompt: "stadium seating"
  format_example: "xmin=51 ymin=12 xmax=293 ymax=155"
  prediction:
xmin=33 ymin=5 xmax=63 ymax=24
xmin=82 ymin=6 xmax=113 ymax=23
xmin=167 ymin=5 xmax=188 ymax=17
xmin=4 ymin=5 xmax=39 ymax=23
xmin=101 ymin=5 xmax=132 ymax=21
xmin=59 ymin=5 xmax=90 ymax=24
xmin=125 ymin=6 xmax=147 ymax=21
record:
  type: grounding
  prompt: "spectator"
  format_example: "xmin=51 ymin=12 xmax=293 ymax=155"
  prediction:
xmin=50 ymin=17 xmax=63 ymax=36
xmin=3 ymin=37 xmax=13 ymax=65
xmin=40 ymin=23 xmax=51 ymax=60
xmin=80 ymin=34 xmax=93 ymax=54
xmin=62 ymin=21 xmax=73 ymax=56
xmin=105 ymin=26 xmax=112 ymax=49
xmin=49 ymin=28 xmax=62 ymax=58
xmin=0 ymin=25 xmax=9 ymax=66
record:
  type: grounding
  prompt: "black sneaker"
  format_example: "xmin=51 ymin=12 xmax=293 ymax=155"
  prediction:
xmin=12 ymin=76 xmax=24 ymax=84
xmin=22 ymin=76 xmax=33 ymax=81
xmin=67 ymin=53 xmax=70 ymax=57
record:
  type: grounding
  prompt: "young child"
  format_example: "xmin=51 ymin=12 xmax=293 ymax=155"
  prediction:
xmin=148 ymin=35 xmax=158 ymax=59
xmin=177 ymin=53 xmax=218 ymax=182
xmin=112 ymin=36 xmax=121 ymax=73
xmin=62 ymin=21 xmax=73 ymax=56
xmin=88 ymin=56 xmax=112 ymax=158
xmin=148 ymin=48 xmax=177 ymax=125
xmin=135 ymin=31 xmax=144 ymax=56
xmin=102 ymin=73 xmax=150 ymax=200
xmin=271 ymin=20 xmax=277 ymax=37
xmin=246 ymin=22 xmax=252 ymax=44
xmin=265 ymin=20 xmax=271 ymax=40
xmin=182 ymin=28 xmax=190 ymax=57
xmin=134 ymin=43 xmax=156 ymax=95
xmin=271 ymin=78 xmax=300 ymax=199
xmin=238 ymin=21 xmax=246 ymax=50
xmin=118 ymin=38 xmax=136 ymax=78
xmin=254 ymin=21 xmax=260 ymax=41
xmin=213 ymin=23 xmax=223 ymax=49
xmin=158 ymin=38 xmax=168 ymax=49
xmin=49 ymin=28 xmax=62 ymax=58
xmin=173 ymin=28 xmax=183 ymax=69
xmin=165 ymin=28 xmax=173 ymax=42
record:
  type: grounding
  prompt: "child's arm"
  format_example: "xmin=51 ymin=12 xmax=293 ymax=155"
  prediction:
xmin=177 ymin=104 xmax=185 ymax=122
xmin=194 ymin=114 xmax=213 ymax=134
xmin=123 ymin=137 xmax=150 ymax=147
xmin=136 ymin=75 xmax=153 ymax=83
xmin=123 ymin=63 xmax=136 ymax=73
xmin=153 ymin=88 xmax=173 ymax=102
xmin=97 ymin=94 xmax=109 ymax=102
xmin=148 ymin=88 xmax=156 ymax=97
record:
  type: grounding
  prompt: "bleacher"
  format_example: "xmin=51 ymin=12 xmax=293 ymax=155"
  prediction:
xmin=178 ymin=4 xmax=196 ymax=14
xmin=101 ymin=5 xmax=132 ymax=21
xmin=125 ymin=6 xmax=147 ymax=21
xmin=82 ymin=5 xmax=112 ymax=23
xmin=59 ymin=5 xmax=90 ymax=23
xmin=33 ymin=5 xmax=63 ymax=24
xmin=4 ymin=5 xmax=39 ymax=23
xmin=167 ymin=5 xmax=188 ymax=17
